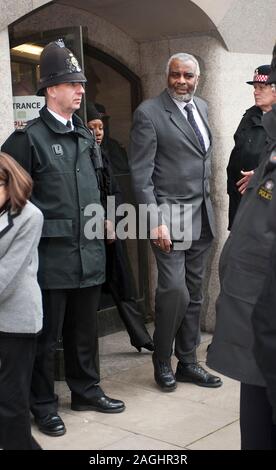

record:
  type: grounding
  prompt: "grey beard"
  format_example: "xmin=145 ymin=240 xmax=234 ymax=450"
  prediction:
xmin=167 ymin=87 xmax=193 ymax=103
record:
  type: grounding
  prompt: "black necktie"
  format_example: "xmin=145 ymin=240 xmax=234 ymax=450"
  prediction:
xmin=66 ymin=120 xmax=72 ymax=130
xmin=185 ymin=103 xmax=206 ymax=153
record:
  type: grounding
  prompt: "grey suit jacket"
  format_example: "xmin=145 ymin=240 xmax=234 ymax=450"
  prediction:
xmin=0 ymin=201 xmax=43 ymax=334
xmin=129 ymin=89 xmax=215 ymax=241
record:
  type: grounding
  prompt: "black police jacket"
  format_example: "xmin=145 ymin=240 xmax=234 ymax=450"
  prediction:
xmin=252 ymin=239 xmax=276 ymax=424
xmin=227 ymin=105 xmax=268 ymax=229
xmin=2 ymin=106 xmax=105 ymax=289
xmin=251 ymin=105 xmax=276 ymax=423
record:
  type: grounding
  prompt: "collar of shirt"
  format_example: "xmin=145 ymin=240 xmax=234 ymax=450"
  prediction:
xmin=47 ymin=108 xmax=74 ymax=130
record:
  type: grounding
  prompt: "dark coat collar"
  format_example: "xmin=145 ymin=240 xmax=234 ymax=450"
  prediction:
xmin=244 ymin=105 xmax=264 ymax=127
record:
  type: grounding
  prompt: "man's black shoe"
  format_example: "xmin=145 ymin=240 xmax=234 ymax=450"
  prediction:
xmin=175 ymin=362 xmax=222 ymax=388
xmin=152 ymin=353 xmax=177 ymax=392
xmin=71 ymin=394 xmax=125 ymax=413
xmin=35 ymin=413 xmax=66 ymax=436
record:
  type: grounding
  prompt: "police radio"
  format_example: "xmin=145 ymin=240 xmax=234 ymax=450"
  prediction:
xmin=92 ymin=141 xmax=104 ymax=171
xmin=90 ymin=135 xmax=110 ymax=213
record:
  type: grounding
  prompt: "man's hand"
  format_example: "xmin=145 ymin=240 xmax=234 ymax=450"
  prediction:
xmin=105 ymin=219 xmax=116 ymax=244
xmin=236 ymin=170 xmax=254 ymax=194
xmin=150 ymin=224 xmax=172 ymax=253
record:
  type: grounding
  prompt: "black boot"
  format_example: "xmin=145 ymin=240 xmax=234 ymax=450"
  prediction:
xmin=175 ymin=362 xmax=222 ymax=388
xmin=152 ymin=353 xmax=176 ymax=392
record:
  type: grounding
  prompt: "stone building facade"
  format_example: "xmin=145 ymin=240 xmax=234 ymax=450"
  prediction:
xmin=0 ymin=0 xmax=275 ymax=331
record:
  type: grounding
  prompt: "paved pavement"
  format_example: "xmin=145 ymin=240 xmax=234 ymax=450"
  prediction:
xmin=32 ymin=325 xmax=240 ymax=450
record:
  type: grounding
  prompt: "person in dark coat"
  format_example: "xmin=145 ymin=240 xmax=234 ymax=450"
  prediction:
xmin=1 ymin=40 xmax=125 ymax=438
xmin=207 ymin=60 xmax=276 ymax=449
xmin=252 ymin=70 xmax=276 ymax=408
xmin=252 ymin=232 xmax=276 ymax=430
xmin=0 ymin=152 xmax=43 ymax=450
xmin=86 ymin=102 xmax=154 ymax=352
xmin=94 ymin=103 xmax=130 ymax=175
xmin=226 ymin=64 xmax=276 ymax=229
xmin=251 ymin=83 xmax=276 ymax=441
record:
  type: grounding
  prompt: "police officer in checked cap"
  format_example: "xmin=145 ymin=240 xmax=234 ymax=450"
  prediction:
xmin=226 ymin=63 xmax=276 ymax=229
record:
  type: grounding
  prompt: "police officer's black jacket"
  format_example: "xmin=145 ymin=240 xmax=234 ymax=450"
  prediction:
xmin=2 ymin=106 xmax=106 ymax=289
xmin=251 ymin=105 xmax=276 ymax=423
xmin=227 ymin=105 xmax=268 ymax=229
xmin=207 ymin=121 xmax=276 ymax=386
xmin=252 ymin=240 xmax=276 ymax=424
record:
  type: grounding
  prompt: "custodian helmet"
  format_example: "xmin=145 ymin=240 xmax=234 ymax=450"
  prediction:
xmin=37 ymin=39 xmax=87 ymax=96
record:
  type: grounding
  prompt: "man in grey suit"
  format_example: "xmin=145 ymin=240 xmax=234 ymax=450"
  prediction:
xmin=129 ymin=53 xmax=222 ymax=391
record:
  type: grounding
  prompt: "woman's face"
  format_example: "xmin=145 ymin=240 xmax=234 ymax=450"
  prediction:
xmin=253 ymin=83 xmax=276 ymax=112
xmin=87 ymin=119 xmax=104 ymax=145
xmin=0 ymin=180 xmax=9 ymax=209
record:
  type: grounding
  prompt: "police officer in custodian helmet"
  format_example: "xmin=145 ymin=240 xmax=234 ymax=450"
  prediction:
xmin=2 ymin=39 xmax=125 ymax=438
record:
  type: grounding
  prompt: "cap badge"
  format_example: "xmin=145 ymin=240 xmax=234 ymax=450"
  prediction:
xmin=66 ymin=53 xmax=81 ymax=73
xmin=55 ymin=39 xmax=65 ymax=48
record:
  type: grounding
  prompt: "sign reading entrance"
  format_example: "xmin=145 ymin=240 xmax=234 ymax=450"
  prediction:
xmin=13 ymin=95 xmax=45 ymax=129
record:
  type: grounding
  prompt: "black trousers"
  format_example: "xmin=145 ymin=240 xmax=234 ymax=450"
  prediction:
xmin=107 ymin=285 xmax=152 ymax=349
xmin=31 ymin=286 xmax=102 ymax=418
xmin=240 ymin=383 xmax=276 ymax=450
xmin=0 ymin=336 xmax=41 ymax=450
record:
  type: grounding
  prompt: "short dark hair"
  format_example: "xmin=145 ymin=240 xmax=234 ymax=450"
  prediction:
xmin=0 ymin=152 xmax=33 ymax=212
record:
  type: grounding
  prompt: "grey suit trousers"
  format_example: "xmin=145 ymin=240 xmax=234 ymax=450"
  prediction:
xmin=152 ymin=206 xmax=213 ymax=362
